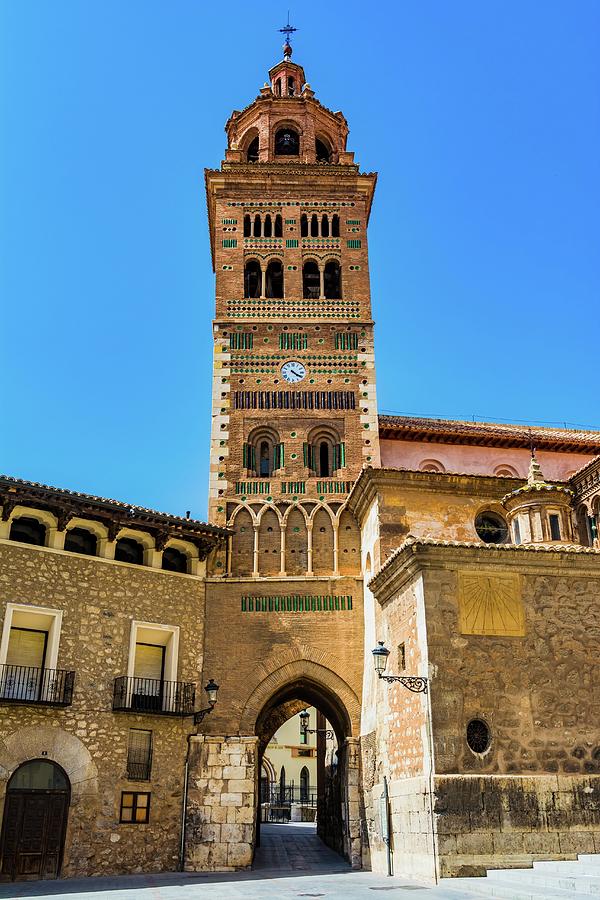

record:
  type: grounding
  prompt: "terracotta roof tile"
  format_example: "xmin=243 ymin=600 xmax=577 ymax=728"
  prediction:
xmin=0 ymin=474 xmax=227 ymax=536
xmin=378 ymin=415 xmax=600 ymax=451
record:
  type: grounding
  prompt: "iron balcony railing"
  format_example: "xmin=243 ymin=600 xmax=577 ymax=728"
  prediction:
xmin=0 ymin=664 xmax=75 ymax=707
xmin=112 ymin=675 xmax=195 ymax=716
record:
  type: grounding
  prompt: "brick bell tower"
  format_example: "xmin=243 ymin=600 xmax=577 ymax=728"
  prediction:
xmin=205 ymin=35 xmax=379 ymax=579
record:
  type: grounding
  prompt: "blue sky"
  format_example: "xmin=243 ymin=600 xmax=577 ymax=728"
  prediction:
xmin=1 ymin=1 xmax=599 ymax=520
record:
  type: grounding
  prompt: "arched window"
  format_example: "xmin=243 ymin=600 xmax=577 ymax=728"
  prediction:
xmin=321 ymin=214 xmax=329 ymax=238
xmin=275 ymin=127 xmax=299 ymax=156
xmin=9 ymin=516 xmax=46 ymax=547
xmin=274 ymin=214 xmax=282 ymax=237
xmin=246 ymin=136 xmax=259 ymax=163
xmin=279 ymin=766 xmax=286 ymax=803
xmin=300 ymin=214 xmax=308 ymax=237
xmin=305 ymin=428 xmax=344 ymax=476
xmin=310 ymin=214 xmax=319 ymax=237
xmin=331 ymin=214 xmax=340 ymax=237
xmin=115 ymin=537 xmax=144 ymax=565
xmin=162 ymin=546 xmax=188 ymax=573
xmin=263 ymin=214 xmax=272 ymax=238
xmin=315 ymin=138 xmax=331 ymax=163
xmin=243 ymin=214 xmax=251 ymax=237
xmin=265 ymin=260 xmax=283 ymax=298
xmin=253 ymin=214 xmax=261 ymax=238
xmin=302 ymin=261 xmax=320 ymax=299
xmin=245 ymin=427 xmax=281 ymax=478
xmin=244 ymin=260 xmax=262 ymax=298
xmin=300 ymin=766 xmax=310 ymax=802
xmin=324 ymin=260 xmax=341 ymax=298
xmin=288 ymin=76 xmax=295 ymax=96
xmin=64 ymin=527 xmax=97 ymax=556
xmin=275 ymin=78 xmax=282 ymax=96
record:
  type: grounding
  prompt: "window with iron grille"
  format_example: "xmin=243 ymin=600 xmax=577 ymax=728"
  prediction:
xmin=126 ymin=729 xmax=153 ymax=781
xmin=120 ymin=791 xmax=151 ymax=824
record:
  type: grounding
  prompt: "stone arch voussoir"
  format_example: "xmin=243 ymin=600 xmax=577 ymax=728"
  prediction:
xmin=239 ymin=649 xmax=360 ymax=738
xmin=0 ymin=725 xmax=99 ymax=802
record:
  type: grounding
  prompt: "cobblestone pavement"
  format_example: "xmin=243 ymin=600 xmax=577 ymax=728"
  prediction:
xmin=0 ymin=824 xmax=484 ymax=899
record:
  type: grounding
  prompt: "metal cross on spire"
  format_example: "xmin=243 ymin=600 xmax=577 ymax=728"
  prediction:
xmin=279 ymin=12 xmax=297 ymax=59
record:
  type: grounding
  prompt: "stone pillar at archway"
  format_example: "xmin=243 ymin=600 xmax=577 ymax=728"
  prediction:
xmin=184 ymin=734 xmax=258 ymax=871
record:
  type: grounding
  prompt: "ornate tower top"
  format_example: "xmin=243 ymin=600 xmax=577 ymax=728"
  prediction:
xmin=502 ymin=453 xmax=575 ymax=544
xmin=278 ymin=13 xmax=297 ymax=61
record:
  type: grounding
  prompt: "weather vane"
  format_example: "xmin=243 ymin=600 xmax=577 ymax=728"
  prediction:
xmin=279 ymin=12 xmax=297 ymax=59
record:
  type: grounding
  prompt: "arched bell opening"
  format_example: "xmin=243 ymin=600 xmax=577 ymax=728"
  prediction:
xmin=265 ymin=260 xmax=284 ymax=299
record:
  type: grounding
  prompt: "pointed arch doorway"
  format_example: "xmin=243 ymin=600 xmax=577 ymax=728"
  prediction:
xmin=253 ymin=675 xmax=361 ymax=866
xmin=0 ymin=759 xmax=70 ymax=881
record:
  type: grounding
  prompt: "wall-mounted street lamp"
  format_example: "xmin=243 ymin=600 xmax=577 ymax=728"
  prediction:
xmin=299 ymin=708 xmax=334 ymax=743
xmin=372 ymin=642 xmax=428 ymax=693
xmin=193 ymin=679 xmax=220 ymax=725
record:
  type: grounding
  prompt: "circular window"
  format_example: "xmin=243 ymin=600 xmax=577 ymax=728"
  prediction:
xmin=466 ymin=719 xmax=491 ymax=754
xmin=475 ymin=511 xmax=508 ymax=544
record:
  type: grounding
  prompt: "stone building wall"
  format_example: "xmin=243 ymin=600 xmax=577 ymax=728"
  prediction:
xmin=184 ymin=735 xmax=258 ymax=871
xmin=364 ymin=540 xmax=600 ymax=881
xmin=0 ymin=540 xmax=208 ymax=877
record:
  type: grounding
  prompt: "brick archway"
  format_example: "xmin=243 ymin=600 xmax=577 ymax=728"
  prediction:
xmin=238 ymin=656 xmax=360 ymax=739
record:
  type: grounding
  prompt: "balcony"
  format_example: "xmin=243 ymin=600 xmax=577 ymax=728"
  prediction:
xmin=0 ymin=664 xmax=75 ymax=707
xmin=112 ymin=676 xmax=195 ymax=717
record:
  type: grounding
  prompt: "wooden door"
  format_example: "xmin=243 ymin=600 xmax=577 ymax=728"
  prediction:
xmin=0 ymin=791 xmax=69 ymax=881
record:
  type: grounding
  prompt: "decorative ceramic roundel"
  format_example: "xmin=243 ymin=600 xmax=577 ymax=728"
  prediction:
xmin=281 ymin=361 xmax=306 ymax=383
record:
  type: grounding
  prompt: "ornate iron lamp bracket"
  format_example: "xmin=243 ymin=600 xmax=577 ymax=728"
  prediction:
xmin=378 ymin=674 xmax=428 ymax=694
xmin=193 ymin=706 xmax=214 ymax=726
xmin=303 ymin=727 xmax=335 ymax=739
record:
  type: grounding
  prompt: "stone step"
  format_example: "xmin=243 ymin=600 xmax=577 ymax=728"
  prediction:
xmin=442 ymin=874 xmax=579 ymax=900
xmin=533 ymin=859 xmax=600 ymax=877
xmin=488 ymin=866 xmax=600 ymax=894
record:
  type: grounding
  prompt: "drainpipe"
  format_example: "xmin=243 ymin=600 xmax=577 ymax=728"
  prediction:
xmin=382 ymin=775 xmax=392 ymax=877
xmin=179 ymin=733 xmax=192 ymax=871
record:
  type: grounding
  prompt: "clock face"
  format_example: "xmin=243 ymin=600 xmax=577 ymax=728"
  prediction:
xmin=281 ymin=360 xmax=307 ymax=383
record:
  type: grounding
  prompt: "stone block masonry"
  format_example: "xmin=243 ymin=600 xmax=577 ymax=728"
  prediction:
xmin=184 ymin=735 xmax=258 ymax=871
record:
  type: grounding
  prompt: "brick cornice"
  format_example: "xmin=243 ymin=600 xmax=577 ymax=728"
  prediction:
xmin=347 ymin=466 xmax=522 ymax=524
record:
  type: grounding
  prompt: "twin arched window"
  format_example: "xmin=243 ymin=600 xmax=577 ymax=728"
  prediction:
xmin=243 ymin=429 xmax=284 ymax=478
xmin=304 ymin=430 xmax=345 ymax=478
xmin=244 ymin=260 xmax=284 ymax=299
xmin=302 ymin=260 xmax=342 ymax=299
